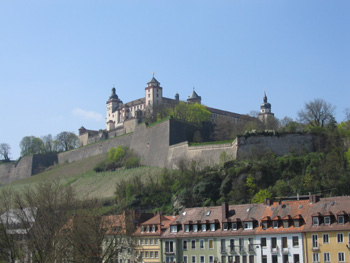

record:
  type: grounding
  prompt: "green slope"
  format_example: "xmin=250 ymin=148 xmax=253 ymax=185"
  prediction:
xmin=6 ymin=153 xmax=163 ymax=200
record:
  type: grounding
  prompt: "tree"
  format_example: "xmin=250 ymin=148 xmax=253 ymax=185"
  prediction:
xmin=19 ymin=136 xmax=44 ymax=156
xmin=41 ymin=134 xmax=54 ymax=153
xmin=0 ymin=143 xmax=11 ymax=161
xmin=298 ymin=98 xmax=336 ymax=127
xmin=170 ymin=102 xmax=211 ymax=125
xmin=56 ymin=132 xmax=79 ymax=152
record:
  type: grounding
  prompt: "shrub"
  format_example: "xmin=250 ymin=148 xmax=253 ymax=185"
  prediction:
xmin=124 ymin=156 xmax=140 ymax=168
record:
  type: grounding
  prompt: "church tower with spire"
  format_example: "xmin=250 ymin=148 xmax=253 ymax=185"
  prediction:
xmin=258 ymin=91 xmax=274 ymax=123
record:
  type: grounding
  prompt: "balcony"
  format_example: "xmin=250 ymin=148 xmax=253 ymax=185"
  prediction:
xmin=282 ymin=247 xmax=289 ymax=254
xmin=248 ymin=244 xmax=255 ymax=253
xmin=312 ymin=246 xmax=319 ymax=251
xmin=271 ymin=246 xmax=279 ymax=254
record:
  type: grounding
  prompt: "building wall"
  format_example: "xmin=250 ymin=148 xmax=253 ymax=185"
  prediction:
xmin=0 ymin=156 xmax=33 ymax=184
xmin=305 ymin=231 xmax=349 ymax=263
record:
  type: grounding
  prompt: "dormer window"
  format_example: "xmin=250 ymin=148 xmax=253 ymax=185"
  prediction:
xmin=170 ymin=225 xmax=178 ymax=233
xmin=243 ymin=221 xmax=253 ymax=230
xmin=324 ymin=216 xmax=331 ymax=225
xmin=338 ymin=216 xmax=344 ymax=224
xmin=185 ymin=224 xmax=190 ymax=232
xmin=201 ymin=224 xmax=206 ymax=232
xmin=152 ymin=225 xmax=156 ymax=232
xmin=193 ymin=224 xmax=198 ymax=232
xmin=273 ymin=220 xmax=279 ymax=229
xmin=283 ymin=220 xmax=289 ymax=228
xmin=210 ymin=223 xmax=215 ymax=232
xmin=262 ymin=221 xmax=268 ymax=230
xmin=232 ymin=222 xmax=237 ymax=230
xmin=223 ymin=223 xmax=228 ymax=231
xmin=141 ymin=226 xmax=145 ymax=233
xmin=146 ymin=226 xmax=150 ymax=233
xmin=312 ymin=217 xmax=319 ymax=226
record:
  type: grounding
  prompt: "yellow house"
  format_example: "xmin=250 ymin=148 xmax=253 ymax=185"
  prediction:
xmin=132 ymin=214 xmax=178 ymax=263
xmin=303 ymin=197 xmax=350 ymax=263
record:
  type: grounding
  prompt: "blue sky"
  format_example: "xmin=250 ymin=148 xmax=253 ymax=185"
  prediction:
xmin=1 ymin=1 xmax=349 ymax=160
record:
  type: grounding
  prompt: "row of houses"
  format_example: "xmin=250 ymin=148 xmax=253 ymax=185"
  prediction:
xmin=130 ymin=195 xmax=350 ymax=263
xmin=2 ymin=195 xmax=350 ymax=263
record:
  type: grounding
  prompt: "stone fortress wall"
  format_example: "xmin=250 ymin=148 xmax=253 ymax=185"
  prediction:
xmin=0 ymin=119 xmax=317 ymax=184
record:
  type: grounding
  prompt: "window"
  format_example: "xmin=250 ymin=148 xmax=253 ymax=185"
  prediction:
xmin=185 ymin=224 xmax=190 ymax=232
xmin=312 ymin=253 xmax=319 ymax=263
xmin=141 ymin=239 xmax=144 ymax=245
xmin=193 ymin=224 xmax=198 ymax=232
xmin=230 ymin=239 xmax=235 ymax=252
xmin=200 ymin=256 xmax=205 ymax=263
xmin=323 ymin=234 xmax=329 ymax=244
xmin=232 ymin=222 xmax=237 ymax=230
xmin=271 ymin=237 xmax=277 ymax=250
xmin=282 ymin=237 xmax=288 ymax=249
xmin=145 ymin=252 xmax=149 ymax=258
xmin=150 ymin=252 xmax=153 ymax=258
xmin=262 ymin=221 xmax=268 ymax=230
xmin=273 ymin=220 xmax=278 ymax=229
xmin=145 ymin=239 xmax=148 ymax=245
xmin=141 ymin=226 xmax=144 ymax=233
xmin=262 ymin=255 xmax=267 ymax=263
xmin=146 ymin=225 xmax=150 ymax=232
xmin=192 ymin=240 xmax=196 ymax=249
xmin=223 ymin=223 xmax=228 ymax=231
xmin=292 ymin=236 xmax=299 ymax=247
xmin=208 ymin=239 xmax=214 ymax=249
xmin=293 ymin=254 xmax=300 ymax=263
xmin=261 ymin=237 xmax=266 ymax=248
xmin=294 ymin=219 xmax=300 ymax=228
xmin=338 ymin=216 xmax=344 ymax=224
xmin=192 ymin=256 xmax=196 ymax=263
xmin=337 ymin=233 xmax=344 ymax=243
xmin=313 ymin=217 xmax=319 ymax=226
xmin=324 ymin=252 xmax=330 ymax=262
xmin=221 ymin=239 xmax=226 ymax=253
xmin=272 ymin=255 xmax=277 ymax=263
xmin=170 ymin=225 xmax=177 ymax=233
xmin=152 ymin=225 xmax=156 ymax=232
xmin=283 ymin=220 xmax=289 ymax=228
xmin=150 ymin=239 xmax=153 ymax=245
xmin=183 ymin=240 xmax=188 ymax=250
xmin=324 ymin=216 xmax=331 ymax=225
xmin=155 ymin=239 xmax=158 ymax=245
xmin=210 ymin=223 xmax=215 ymax=231
xmin=338 ymin=252 xmax=345 ymax=262
xmin=165 ymin=241 xmax=174 ymax=253
xmin=201 ymin=224 xmax=206 ymax=232
xmin=312 ymin=235 xmax=318 ymax=249
xmin=209 ymin=256 xmax=214 ymax=263
xmin=183 ymin=256 xmax=188 ymax=263
xmin=155 ymin=252 xmax=159 ymax=258
xmin=200 ymin=239 xmax=205 ymax=249
xmin=243 ymin=221 xmax=253 ymax=230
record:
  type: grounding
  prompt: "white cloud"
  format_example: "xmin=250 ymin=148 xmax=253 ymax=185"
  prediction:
xmin=72 ymin=108 xmax=103 ymax=122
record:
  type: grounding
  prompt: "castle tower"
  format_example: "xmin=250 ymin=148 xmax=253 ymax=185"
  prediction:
xmin=106 ymin=87 xmax=123 ymax=131
xmin=145 ymin=74 xmax=163 ymax=108
xmin=258 ymin=91 xmax=274 ymax=122
xmin=187 ymin=88 xmax=201 ymax=104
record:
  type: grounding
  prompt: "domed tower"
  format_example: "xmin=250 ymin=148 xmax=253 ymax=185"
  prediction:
xmin=106 ymin=87 xmax=123 ymax=131
xmin=187 ymin=88 xmax=201 ymax=104
xmin=258 ymin=91 xmax=274 ymax=122
xmin=145 ymin=73 xmax=163 ymax=108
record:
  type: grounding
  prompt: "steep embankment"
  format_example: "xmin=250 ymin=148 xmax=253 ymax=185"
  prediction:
xmin=5 ymin=153 xmax=163 ymax=200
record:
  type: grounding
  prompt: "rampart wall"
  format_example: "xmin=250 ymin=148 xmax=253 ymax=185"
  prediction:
xmin=0 ymin=119 xmax=318 ymax=184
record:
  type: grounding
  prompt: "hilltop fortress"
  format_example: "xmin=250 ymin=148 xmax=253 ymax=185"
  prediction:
xmin=79 ymin=75 xmax=274 ymax=146
xmin=1 ymin=75 xmax=319 ymax=184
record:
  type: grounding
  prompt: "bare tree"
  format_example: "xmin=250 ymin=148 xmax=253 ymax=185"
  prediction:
xmin=0 ymin=143 xmax=11 ymax=161
xmin=298 ymin=98 xmax=336 ymax=127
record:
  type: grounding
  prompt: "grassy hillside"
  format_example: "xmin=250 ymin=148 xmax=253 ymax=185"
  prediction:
xmin=5 ymin=153 xmax=163 ymax=200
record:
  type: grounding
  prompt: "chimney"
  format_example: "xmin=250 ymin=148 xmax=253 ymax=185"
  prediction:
xmin=264 ymin=198 xmax=272 ymax=206
xmin=222 ymin=202 xmax=229 ymax=221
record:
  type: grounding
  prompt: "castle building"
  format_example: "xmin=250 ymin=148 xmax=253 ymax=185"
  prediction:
xmin=105 ymin=75 xmax=264 ymax=132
